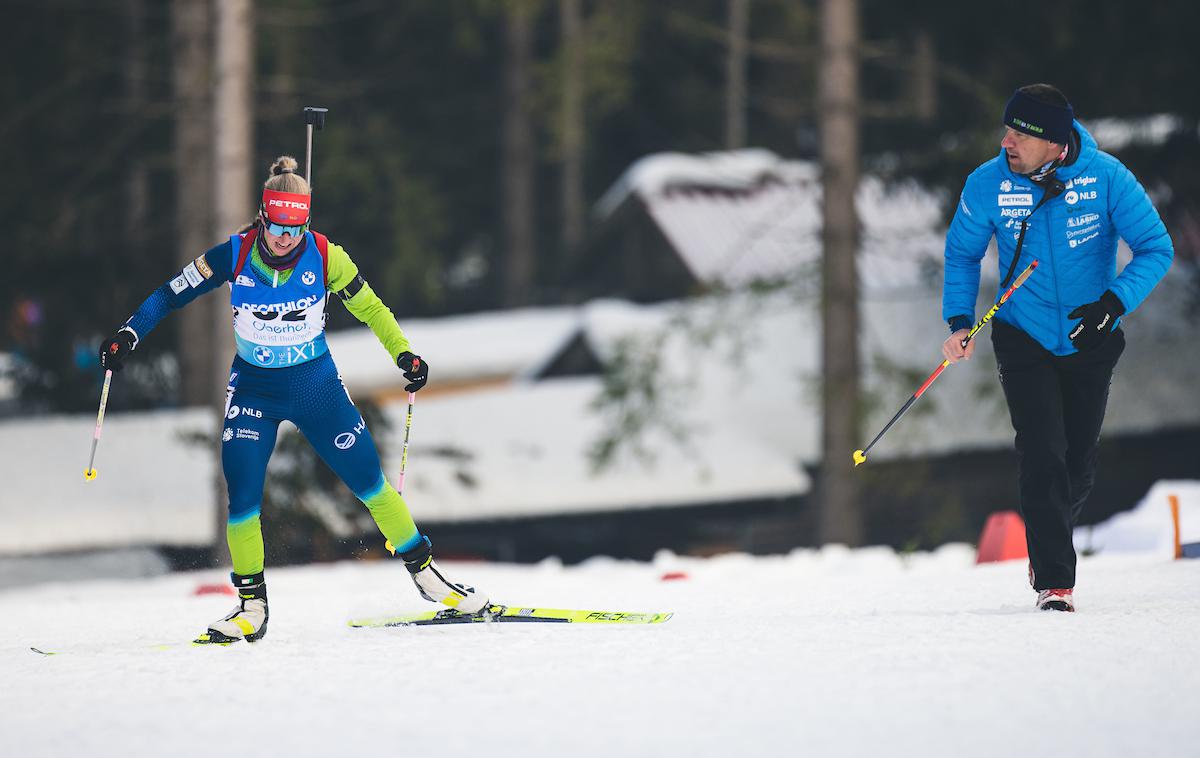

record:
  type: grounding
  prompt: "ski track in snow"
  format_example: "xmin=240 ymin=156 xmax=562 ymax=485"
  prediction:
xmin=2 ymin=546 xmax=1197 ymax=758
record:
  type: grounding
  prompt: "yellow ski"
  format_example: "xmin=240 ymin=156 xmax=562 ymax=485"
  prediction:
xmin=348 ymin=604 xmax=673 ymax=628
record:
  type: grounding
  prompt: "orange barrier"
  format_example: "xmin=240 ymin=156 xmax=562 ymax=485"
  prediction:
xmin=976 ymin=510 xmax=1028 ymax=564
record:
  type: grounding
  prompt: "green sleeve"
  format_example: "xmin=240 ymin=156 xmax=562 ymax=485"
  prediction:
xmin=326 ymin=241 xmax=412 ymax=360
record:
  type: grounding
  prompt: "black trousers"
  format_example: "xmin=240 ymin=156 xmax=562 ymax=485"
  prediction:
xmin=991 ymin=320 xmax=1125 ymax=590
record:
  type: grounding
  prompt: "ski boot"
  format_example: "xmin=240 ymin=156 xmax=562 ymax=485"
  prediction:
xmin=389 ymin=536 xmax=489 ymax=614
xmin=195 ymin=571 xmax=269 ymax=644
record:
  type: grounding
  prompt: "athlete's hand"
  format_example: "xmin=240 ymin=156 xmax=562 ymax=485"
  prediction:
xmin=99 ymin=328 xmax=137 ymax=372
xmin=1068 ymin=290 xmax=1124 ymax=352
xmin=396 ymin=351 xmax=429 ymax=392
xmin=941 ymin=329 xmax=974 ymax=363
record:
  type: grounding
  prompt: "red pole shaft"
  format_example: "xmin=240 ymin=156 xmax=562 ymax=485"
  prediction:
xmin=853 ymin=259 xmax=1039 ymax=464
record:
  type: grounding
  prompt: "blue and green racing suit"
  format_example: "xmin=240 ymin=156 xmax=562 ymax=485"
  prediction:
xmin=123 ymin=229 xmax=424 ymax=574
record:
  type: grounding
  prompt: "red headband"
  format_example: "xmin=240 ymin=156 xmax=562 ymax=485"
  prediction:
xmin=261 ymin=189 xmax=311 ymax=226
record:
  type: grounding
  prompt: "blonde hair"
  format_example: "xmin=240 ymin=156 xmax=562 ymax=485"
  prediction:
xmin=240 ymin=156 xmax=312 ymax=233
xmin=263 ymin=155 xmax=310 ymax=194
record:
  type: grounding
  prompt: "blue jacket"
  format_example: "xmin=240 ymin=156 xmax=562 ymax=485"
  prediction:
xmin=943 ymin=121 xmax=1173 ymax=355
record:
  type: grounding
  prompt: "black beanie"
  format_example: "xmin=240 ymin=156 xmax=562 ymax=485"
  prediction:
xmin=1003 ymin=89 xmax=1074 ymax=144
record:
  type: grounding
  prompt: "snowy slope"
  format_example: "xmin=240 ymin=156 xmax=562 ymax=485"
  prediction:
xmin=1077 ymin=480 xmax=1200 ymax=557
xmin=3 ymin=548 xmax=1197 ymax=758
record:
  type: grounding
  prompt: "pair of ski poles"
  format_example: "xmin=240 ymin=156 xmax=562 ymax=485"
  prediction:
xmin=87 ymin=382 xmax=422 ymax=488
xmin=851 ymin=259 xmax=1039 ymax=467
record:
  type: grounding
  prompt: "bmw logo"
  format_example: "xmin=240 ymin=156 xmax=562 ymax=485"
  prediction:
xmin=302 ymin=271 xmax=316 ymax=286
xmin=253 ymin=346 xmax=275 ymax=365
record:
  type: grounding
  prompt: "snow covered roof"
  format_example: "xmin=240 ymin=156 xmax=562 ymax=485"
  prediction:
xmin=1083 ymin=114 xmax=1193 ymax=152
xmin=535 ymin=254 xmax=1200 ymax=466
xmin=595 ymin=148 xmax=946 ymax=292
xmin=383 ymin=377 xmax=808 ymax=523
xmin=594 ymin=148 xmax=808 ymax=216
xmin=0 ymin=371 xmax=807 ymax=554
xmin=326 ymin=305 xmax=580 ymax=396
xmin=0 ymin=407 xmax=217 ymax=555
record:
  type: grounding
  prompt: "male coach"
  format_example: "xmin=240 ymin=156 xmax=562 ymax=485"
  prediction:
xmin=941 ymin=84 xmax=1173 ymax=611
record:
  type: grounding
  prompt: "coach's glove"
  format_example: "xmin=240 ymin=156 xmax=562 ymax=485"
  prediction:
xmin=396 ymin=351 xmax=429 ymax=392
xmin=1067 ymin=290 xmax=1125 ymax=352
xmin=98 ymin=328 xmax=138 ymax=372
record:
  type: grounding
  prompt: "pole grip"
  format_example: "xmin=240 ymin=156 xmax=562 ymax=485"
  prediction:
xmin=301 ymin=107 xmax=328 ymax=188
xmin=302 ymin=106 xmax=328 ymax=129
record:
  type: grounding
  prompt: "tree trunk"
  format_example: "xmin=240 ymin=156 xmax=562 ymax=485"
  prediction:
xmin=725 ymin=0 xmax=750 ymax=149
xmin=502 ymin=0 xmax=537 ymax=307
xmin=910 ymin=29 xmax=936 ymax=122
xmin=560 ymin=0 xmax=585 ymax=258
xmin=171 ymin=0 xmax=213 ymax=408
xmin=123 ymin=0 xmax=148 ymax=256
xmin=817 ymin=0 xmax=862 ymax=546
xmin=210 ymin=0 xmax=255 ymax=568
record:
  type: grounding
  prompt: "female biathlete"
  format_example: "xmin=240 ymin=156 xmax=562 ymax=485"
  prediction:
xmin=100 ymin=156 xmax=488 ymax=644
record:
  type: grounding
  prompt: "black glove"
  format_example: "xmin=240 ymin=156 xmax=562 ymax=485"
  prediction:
xmin=99 ymin=328 xmax=137 ymax=372
xmin=1067 ymin=290 xmax=1125 ymax=352
xmin=396 ymin=351 xmax=429 ymax=392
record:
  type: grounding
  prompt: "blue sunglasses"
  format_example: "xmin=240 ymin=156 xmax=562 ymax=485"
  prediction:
xmin=264 ymin=221 xmax=307 ymax=236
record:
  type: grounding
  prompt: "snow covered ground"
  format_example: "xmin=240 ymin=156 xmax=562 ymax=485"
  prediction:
xmin=3 ymin=547 xmax=1198 ymax=758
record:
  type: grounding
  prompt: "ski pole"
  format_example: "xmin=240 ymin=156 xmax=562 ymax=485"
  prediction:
xmin=84 ymin=369 xmax=114 ymax=480
xmin=396 ymin=391 xmax=417 ymax=494
xmin=302 ymin=106 xmax=328 ymax=187
xmin=852 ymin=259 xmax=1039 ymax=467
xmin=383 ymin=390 xmax=418 ymax=558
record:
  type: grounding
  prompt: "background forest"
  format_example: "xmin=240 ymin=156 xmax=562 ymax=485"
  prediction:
xmin=5 ymin=0 xmax=1198 ymax=415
